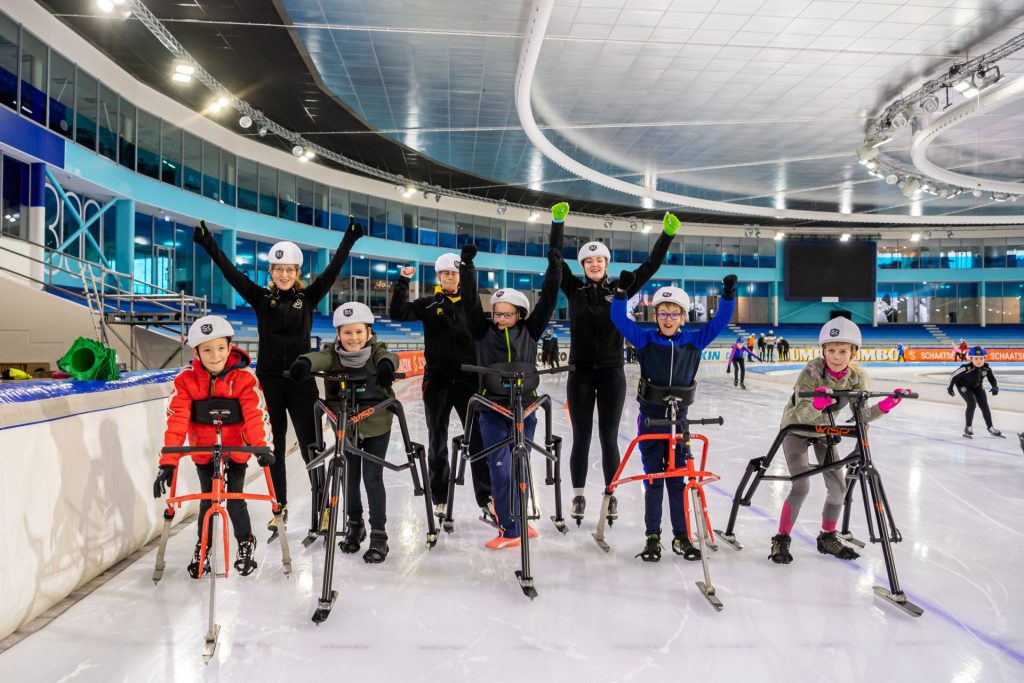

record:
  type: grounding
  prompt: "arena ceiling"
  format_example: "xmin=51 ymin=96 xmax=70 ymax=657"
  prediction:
xmin=37 ymin=0 xmax=1024 ymax=227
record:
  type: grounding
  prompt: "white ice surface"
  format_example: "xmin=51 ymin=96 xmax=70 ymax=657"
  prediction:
xmin=1 ymin=363 xmax=1022 ymax=682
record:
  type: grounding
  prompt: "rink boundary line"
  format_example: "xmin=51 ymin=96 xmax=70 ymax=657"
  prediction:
xmin=546 ymin=389 xmax=1024 ymax=670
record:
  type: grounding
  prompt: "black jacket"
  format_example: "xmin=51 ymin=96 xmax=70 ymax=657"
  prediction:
xmin=389 ymin=280 xmax=476 ymax=382
xmin=200 ymin=231 xmax=358 ymax=376
xmin=948 ymin=363 xmax=998 ymax=392
xmin=559 ymin=231 xmax=673 ymax=369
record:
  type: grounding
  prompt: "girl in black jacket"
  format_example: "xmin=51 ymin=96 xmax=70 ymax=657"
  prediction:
xmin=194 ymin=218 xmax=363 ymax=535
xmin=947 ymin=346 xmax=1003 ymax=438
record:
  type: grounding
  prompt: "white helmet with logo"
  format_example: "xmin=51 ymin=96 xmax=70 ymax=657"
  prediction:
xmin=491 ymin=288 xmax=531 ymax=316
xmin=577 ymin=241 xmax=611 ymax=264
xmin=652 ymin=286 xmax=690 ymax=313
xmin=333 ymin=301 xmax=374 ymax=327
xmin=267 ymin=241 xmax=303 ymax=266
xmin=434 ymin=253 xmax=461 ymax=274
xmin=819 ymin=316 xmax=862 ymax=348
xmin=187 ymin=315 xmax=235 ymax=348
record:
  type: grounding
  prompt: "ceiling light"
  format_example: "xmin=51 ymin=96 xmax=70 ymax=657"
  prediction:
xmin=642 ymin=224 xmax=652 ymax=234
xmin=497 ymin=203 xmax=508 ymax=215
xmin=294 ymin=145 xmax=306 ymax=157
xmin=972 ymin=188 xmax=982 ymax=197
xmin=173 ymin=59 xmax=194 ymax=75
xmin=528 ymin=211 xmax=539 ymax=222
xmin=603 ymin=217 xmax=613 ymax=229
xmin=961 ymin=86 xmax=979 ymax=98
xmin=238 ymin=115 xmax=253 ymax=129
xmin=300 ymin=150 xmax=316 ymax=163
xmin=839 ymin=233 xmax=851 ymax=242
xmin=207 ymin=96 xmax=229 ymax=114
xmin=171 ymin=73 xmax=191 ymax=84
xmin=96 ymin=0 xmax=114 ymax=11
xmin=910 ymin=233 xmax=921 ymax=242
xmin=889 ymin=107 xmax=911 ymax=129
xmin=401 ymin=184 xmax=415 ymax=197
xmin=919 ymin=95 xmax=940 ymax=113
xmin=629 ymin=220 xmax=637 ymax=231
xmin=774 ymin=231 xmax=785 ymax=241
xmin=947 ymin=230 xmax=954 ymax=238
xmin=885 ymin=174 xmax=899 ymax=185
xmin=258 ymin=126 xmax=268 ymax=137
xmin=952 ymin=79 xmax=972 ymax=93
xmin=856 ymin=145 xmax=879 ymax=165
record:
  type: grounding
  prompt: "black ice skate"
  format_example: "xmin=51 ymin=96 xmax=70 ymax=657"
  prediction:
xmin=963 ymin=426 xmax=973 ymax=438
xmin=339 ymin=520 xmax=366 ymax=554
xmin=817 ymin=531 xmax=860 ymax=560
xmin=987 ymin=426 xmax=1005 ymax=438
xmin=571 ymin=495 xmax=586 ymax=526
xmin=266 ymin=504 xmax=287 ymax=543
xmin=606 ymin=495 xmax=618 ymax=526
xmin=1019 ymin=432 xmax=1024 ymax=455
xmin=479 ymin=498 xmax=498 ymax=528
xmin=234 ymin=535 xmax=258 ymax=576
xmin=187 ymin=542 xmax=212 ymax=579
xmin=672 ymin=535 xmax=701 ymax=561
xmin=769 ymin=533 xmax=792 ymax=564
xmin=636 ymin=533 xmax=662 ymax=562
xmin=362 ymin=530 xmax=389 ymax=564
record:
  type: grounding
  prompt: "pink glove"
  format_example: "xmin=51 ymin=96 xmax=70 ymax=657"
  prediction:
xmin=811 ymin=387 xmax=836 ymax=411
xmin=878 ymin=388 xmax=911 ymax=413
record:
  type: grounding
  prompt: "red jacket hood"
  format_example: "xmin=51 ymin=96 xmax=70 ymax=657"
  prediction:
xmin=188 ymin=346 xmax=252 ymax=378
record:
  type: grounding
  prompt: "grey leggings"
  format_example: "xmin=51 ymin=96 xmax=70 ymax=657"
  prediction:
xmin=782 ymin=434 xmax=846 ymax=524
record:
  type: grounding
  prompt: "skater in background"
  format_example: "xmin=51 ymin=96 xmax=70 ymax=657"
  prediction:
xmin=777 ymin=337 xmax=790 ymax=362
xmin=390 ymin=253 xmax=491 ymax=522
xmin=288 ymin=302 xmax=400 ymax=563
xmin=764 ymin=329 xmax=777 ymax=362
xmin=757 ymin=333 xmax=767 ymax=361
xmin=195 ymin=217 xmax=363 ymax=538
xmin=728 ymin=335 xmax=758 ymax=389
xmin=459 ymin=212 xmax=562 ymax=549
xmin=955 ymin=339 xmax=969 ymax=362
xmin=896 ymin=343 xmax=906 ymax=362
xmin=153 ymin=316 xmax=274 ymax=579
xmin=541 ymin=329 xmax=560 ymax=368
xmin=556 ymin=208 xmax=680 ymax=526
xmin=768 ymin=317 xmax=911 ymax=565
xmin=611 ymin=275 xmax=737 ymax=562
xmin=947 ymin=346 xmax=1003 ymax=438
xmin=747 ymin=333 xmax=756 ymax=354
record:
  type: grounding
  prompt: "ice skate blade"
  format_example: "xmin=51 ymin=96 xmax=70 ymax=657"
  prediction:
xmin=515 ymin=570 xmax=538 ymax=600
xmin=873 ymin=586 xmax=923 ymax=617
xmin=696 ymin=582 xmax=724 ymax=612
xmin=300 ymin=531 xmax=322 ymax=548
xmin=426 ymin=533 xmax=438 ymax=549
xmin=592 ymin=533 xmax=611 ymax=553
xmin=442 ymin=520 xmax=454 ymax=533
xmin=152 ymin=568 xmax=164 ymax=584
xmin=838 ymin=532 xmax=866 ymax=548
xmin=311 ymin=592 xmax=339 ymax=624
xmin=479 ymin=513 xmax=498 ymax=529
xmin=550 ymin=516 xmax=568 ymax=534
xmin=202 ymin=624 xmax=221 ymax=664
xmin=714 ymin=530 xmax=743 ymax=550
xmin=266 ymin=530 xmax=278 ymax=545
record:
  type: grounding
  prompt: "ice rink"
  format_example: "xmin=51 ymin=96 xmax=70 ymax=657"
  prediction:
xmin=1 ymin=362 xmax=1022 ymax=682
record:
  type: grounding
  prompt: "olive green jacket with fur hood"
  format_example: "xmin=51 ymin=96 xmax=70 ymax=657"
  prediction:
xmin=300 ymin=338 xmax=399 ymax=439
xmin=780 ymin=357 xmax=885 ymax=429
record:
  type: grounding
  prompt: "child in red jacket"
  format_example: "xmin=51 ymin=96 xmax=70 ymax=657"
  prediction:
xmin=153 ymin=316 xmax=274 ymax=578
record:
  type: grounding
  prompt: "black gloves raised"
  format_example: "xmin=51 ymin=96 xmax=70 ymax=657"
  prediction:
xmin=722 ymin=274 xmax=738 ymax=300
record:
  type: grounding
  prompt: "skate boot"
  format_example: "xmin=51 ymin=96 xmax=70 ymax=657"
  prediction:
xmin=434 ymin=502 xmax=448 ymax=520
xmin=362 ymin=530 xmax=389 ymax=564
xmin=816 ymin=530 xmax=860 ymax=560
xmin=571 ymin=495 xmax=586 ymax=526
xmin=1019 ymin=432 xmax=1024 ymax=455
xmin=963 ymin=426 xmax=973 ymax=438
xmin=769 ymin=533 xmax=793 ymax=564
xmin=606 ymin=495 xmax=618 ymax=525
xmin=672 ymin=534 xmax=701 ymax=561
xmin=987 ymin=426 xmax=1004 ymax=438
xmin=339 ymin=519 xmax=366 ymax=554
xmin=741 ymin=382 xmax=747 ymax=390
xmin=636 ymin=533 xmax=662 ymax=562
xmin=187 ymin=541 xmax=212 ymax=579
xmin=480 ymin=498 xmax=498 ymax=528
xmin=267 ymin=504 xmax=288 ymax=532
xmin=233 ymin=535 xmax=258 ymax=576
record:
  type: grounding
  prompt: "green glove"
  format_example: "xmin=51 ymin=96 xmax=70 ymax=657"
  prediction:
xmin=551 ymin=202 xmax=570 ymax=223
xmin=663 ymin=212 xmax=681 ymax=236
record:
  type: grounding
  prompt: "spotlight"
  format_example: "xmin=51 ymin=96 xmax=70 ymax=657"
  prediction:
xmin=629 ymin=220 xmax=637 ymax=231
xmin=889 ymin=106 xmax=911 ymax=129
xmin=755 ymin=229 xmax=761 ymax=237
xmin=910 ymin=233 xmax=921 ymax=242
xmin=172 ymin=72 xmax=191 ymax=84
xmin=300 ymin=150 xmax=316 ymax=163
xmin=97 ymin=0 xmax=115 ymax=10
xmin=239 ymin=115 xmax=253 ymax=129
xmin=972 ymin=188 xmax=982 ymax=197
xmin=395 ymin=185 xmax=406 ymax=195
xmin=497 ymin=202 xmax=508 ymax=216
xmin=171 ymin=59 xmax=194 ymax=84
xmin=856 ymin=145 xmax=879 ymax=165
xmin=642 ymin=224 xmax=652 ymax=234
xmin=774 ymin=231 xmax=785 ymax=241
xmin=947 ymin=230 xmax=954 ymax=238
xmin=434 ymin=192 xmax=441 ymax=204
xmin=865 ymin=160 xmax=878 ymax=171
xmin=528 ymin=211 xmax=540 ymax=222
xmin=402 ymin=184 xmax=415 ymax=197
xmin=840 ymin=233 xmax=851 ymax=242
xmin=885 ymin=173 xmax=899 ymax=185
xmin=207 ymin=96 xmax=229 ymax=114
xmin=603 ymin=217 xmax=613 ymax=230
xmin=919 ymin=95 xmax=940 ymax=113
xmin=258 ymin=126 xmax=268 ymax=137
xmin=898 ymin=177 xmax=921 ymax=198
xmin=293 ymin=145 xmax=306 ymax=157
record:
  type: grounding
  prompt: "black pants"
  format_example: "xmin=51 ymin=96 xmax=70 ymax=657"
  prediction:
xmin=259 ymin=374 xmax=320 ymax=508
xmin=958 ymin=384 xmax=993 ymax=428
xmin=733 ymin=357 xmax=746 ymax=385
xmin=423 ymin=377 xmax=491 ymax=507
xmin=568 ymin=365 xmax=627 ymax=488
xmin=346 ymin=431 xmax=390 ymax=531
xmin=196 ymin=460 xmax=251 ymax=541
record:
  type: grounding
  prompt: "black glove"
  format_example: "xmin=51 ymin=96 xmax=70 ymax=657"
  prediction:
xmin=342 ymin=215 xmax=365 ymax=245
xmin=947 ymin=387 xmax=955 ymax=397
xmin=255 ymin=449 xmax=276 ymax=468
xmin=193 ymin=220 xmax=214 ymax=246
xmin=288 ymin=357 xmax=312 ymax=383
xmin=992 ymin=387 xmax=999 ymax=396
xmin=616 ymin=270 xmax=637 ymax=292
xmin=376 ymin=359 xmax=396 ymax=388
xmin=460 ymin=244 xmax=477 ymax=265
xmin=722 ymin=274 xmax=738 ymax=300
xmin=547 ymin=248 xmax=562 ymax=269
xmin=153 ymin=465 xmax=175 ymax=499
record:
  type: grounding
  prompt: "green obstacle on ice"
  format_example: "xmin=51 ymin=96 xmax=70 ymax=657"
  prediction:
xmin=57 ymin=337 xmax=120 ymax=381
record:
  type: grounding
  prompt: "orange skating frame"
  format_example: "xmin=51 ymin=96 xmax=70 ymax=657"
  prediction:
xmin=604 ymin=432 xmax=720 ymax=543
xmin=163 ymin=454 xmax=282 ymax=579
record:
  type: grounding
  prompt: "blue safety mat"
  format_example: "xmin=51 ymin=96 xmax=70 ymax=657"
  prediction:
xmin=0 ymin=369 xmax=181 ymax=404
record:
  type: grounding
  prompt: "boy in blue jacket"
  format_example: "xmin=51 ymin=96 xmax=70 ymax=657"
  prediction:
xmin=610 ymin=273 xmax=737 ymax=562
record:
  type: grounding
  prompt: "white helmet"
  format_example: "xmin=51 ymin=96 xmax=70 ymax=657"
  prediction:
xmin=819 ymin=317 xmax=862 ymax=348
xmin=491 ymin=288 xmax=531 ymax=316
xmin=434 ymin=253 xmax=461 ymax=274
xmin=187 ymin=315 xmax=235 ymax=348
xmin=652 ymin=286 xmax=690 ymax=313
xmin=769 ymin=329 xmax=774 ymax=334
xmin=577 ymin=241 xmax=611 ymax=264
xmin=333 ymin=301 xmax=374 ymax=327
xmin=267 ymin=241 xmax=303 ymax=266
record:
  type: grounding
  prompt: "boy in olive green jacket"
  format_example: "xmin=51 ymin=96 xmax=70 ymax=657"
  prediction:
xmin=289 ymin=301 xmax=399 ymax=563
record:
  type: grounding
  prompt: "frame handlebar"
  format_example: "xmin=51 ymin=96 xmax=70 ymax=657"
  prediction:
xmin=161 ymin=445 xmax=272 ymax=455
xmin=460 ymin=363 xmax=574 ymax=378
xmin=797 ymin=389 xmax=918 ymax=400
